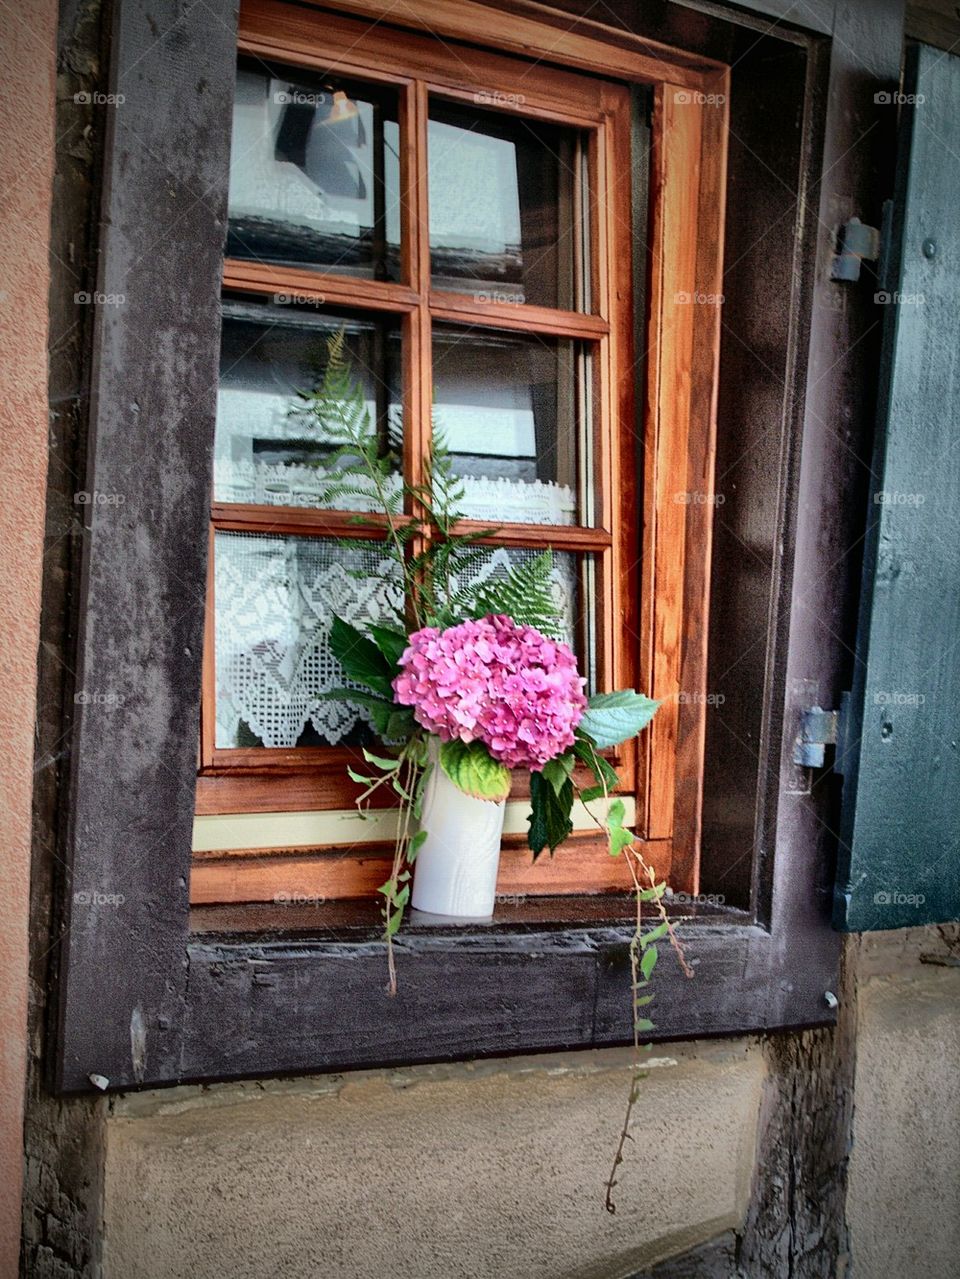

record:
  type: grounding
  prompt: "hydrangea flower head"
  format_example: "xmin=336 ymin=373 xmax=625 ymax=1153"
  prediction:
xmin=393 ymin=614 xmax=587 ymax=771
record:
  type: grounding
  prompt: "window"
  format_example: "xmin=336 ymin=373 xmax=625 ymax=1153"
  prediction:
xmin=192 ymin=1 xmax=712 ymax=910
xmin=59 ymin=0 xmax=855 ymax=1096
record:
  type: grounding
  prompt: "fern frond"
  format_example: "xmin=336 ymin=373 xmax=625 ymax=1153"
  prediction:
xmin=459 ymin=550 xmax=565 ymax=638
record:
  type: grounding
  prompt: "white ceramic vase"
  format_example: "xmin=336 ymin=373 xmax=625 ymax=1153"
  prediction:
xmin=411 ymin=740 xmax=506 ymax=919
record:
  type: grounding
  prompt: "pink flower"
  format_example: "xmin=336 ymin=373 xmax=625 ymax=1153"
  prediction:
xmin=393 ymin=615 xmax=586 ymax=770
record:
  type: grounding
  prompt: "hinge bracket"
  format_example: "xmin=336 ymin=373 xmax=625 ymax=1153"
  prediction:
xmin=793 ymin=694 xmax=850 ymax=770
xmin=830 ymin=216 xmax=882 ymax=282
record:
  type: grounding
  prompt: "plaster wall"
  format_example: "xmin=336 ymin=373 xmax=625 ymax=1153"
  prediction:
xmin=102 ymin=1040 xmax=765 ymax=1279
xmin=846 ymin=927 xmax=960 ymax=1279
xmin=0 ymin=1 xmax=57 ymax=1273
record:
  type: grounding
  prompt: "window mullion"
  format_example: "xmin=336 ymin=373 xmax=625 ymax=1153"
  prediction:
xmin=402 ymin=79 xmax=434 ymax=625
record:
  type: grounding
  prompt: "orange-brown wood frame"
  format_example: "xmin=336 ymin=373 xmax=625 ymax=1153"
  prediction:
xmin=194 ymin=0 xmax=728 ymax=906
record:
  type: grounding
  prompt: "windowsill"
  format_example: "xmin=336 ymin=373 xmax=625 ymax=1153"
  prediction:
xmin=189 ymin=893 xmax=753 ymax=939
xmin=174 ymin=895 xmax=821 ymax=1090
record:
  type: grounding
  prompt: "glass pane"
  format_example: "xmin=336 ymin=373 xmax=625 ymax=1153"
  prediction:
xmin=428 ymin=99 xmax=588 ymax=310
xmin=214 ymin=299 xmax=402 ymax=512
xmin=214 ymin=532 xmax=403 ymax=749
xmin=452 ymin=547 xmax=597 ymax=692
xmin=432 ymin=324 xmax=592 ymax=526
xmin=228 ymin=59 xmax=401 ymax=279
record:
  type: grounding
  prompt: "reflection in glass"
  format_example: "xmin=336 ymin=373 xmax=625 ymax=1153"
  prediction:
xmin=432 ymin=324 xmax=591 ymax=526
xmin=228 ymin=59 xmax=400 ymax=278
xmin=428 ymin=99 xmax=588 ymax=309
xmin=214 ymin=532 xmax=403 ymax=749
xmin=214 ymin=299 xmax=402 ymax=512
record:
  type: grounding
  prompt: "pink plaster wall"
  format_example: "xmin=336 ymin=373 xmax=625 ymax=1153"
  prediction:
xmin=0 ymin=2 xmax=57 ymax=1272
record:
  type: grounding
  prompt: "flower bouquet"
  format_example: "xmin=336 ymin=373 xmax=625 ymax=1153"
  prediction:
xmin=300 ymin=332 xmax=690 ymax=1207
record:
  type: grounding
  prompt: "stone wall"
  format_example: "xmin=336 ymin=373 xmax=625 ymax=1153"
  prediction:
xmin=101 ymin=1042 xmax=765 ymax=1279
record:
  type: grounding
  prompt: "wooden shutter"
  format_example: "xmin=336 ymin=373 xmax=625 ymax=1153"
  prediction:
xmin=835 ymin=44 xmax=960 ymax=930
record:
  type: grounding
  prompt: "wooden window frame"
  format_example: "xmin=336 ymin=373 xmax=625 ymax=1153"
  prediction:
xmin=52 ymin=0 xmax=850 ymax=1094
xmin=194 ymin=0 xmax=721 ymax=905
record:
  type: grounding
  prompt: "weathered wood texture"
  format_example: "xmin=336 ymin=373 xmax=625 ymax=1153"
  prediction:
xmin=180 ymin=914 xmax=829 ymax=1082
xmin=906 ymin=0 xmax=960 ymax=48
xmin=53 ymin=0 xmax=238 ymax=1091
xmin=836 ymin=44 xmax=960 ymax=931
xmin=21 ymin=0 xmax=114 ymax=1271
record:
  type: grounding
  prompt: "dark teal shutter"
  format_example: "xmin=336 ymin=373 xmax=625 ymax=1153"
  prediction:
xmin=835 ymin=44 xmax=960 ymax=931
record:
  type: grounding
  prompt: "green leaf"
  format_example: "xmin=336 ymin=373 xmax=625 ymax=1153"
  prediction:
xmin=321 ymin=689 xmax=414 ymax=742
xmin=541 ymin=752 xmax=575 ymax=798
xmin=634 ymin=993 xmax=654 ymax=1008
xmin=367 ymin=623 xmax=410 ymax=668
xmin=635 ymin=1018 xmax=655 ymax=1033
xmin=572 ymin=737 xmax=620 ymax=801
xmin=438 ymin=739 xmax=511 ymax=802
xmin=577 ymin=690 xmax=661 ymax=750
xmin=408 ymin=829 xmax=427 ymax=862
xmin=606 ymin=796 xmax=634 ymax=857
xmin=329 ymin=615 xmax=394 ymax=697
xmin=640 ymin=946 xmax=658 ymax=980
xmin=527 ymin=771 xmax=575 ymax=859
xmin=361 ymin=748 xmax=401 ymax=772
xmin=641 ymin=921 xmax=669 ymax=948
xmin=384 ymin=707 xmax=417 ymax=742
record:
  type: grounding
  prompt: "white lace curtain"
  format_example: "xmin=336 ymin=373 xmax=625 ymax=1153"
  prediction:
xmin=215 ymin=534 xmax=579 ymax=749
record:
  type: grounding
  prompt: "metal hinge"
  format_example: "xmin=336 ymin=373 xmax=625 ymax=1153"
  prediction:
xmin=830 ymin=215 xmax=883 ymax=282
xmin=793 ymin=693 xmax=850 ymax=771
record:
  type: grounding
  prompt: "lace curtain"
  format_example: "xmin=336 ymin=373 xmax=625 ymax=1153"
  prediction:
xmin=215 ymin=534 xmax=580 ymax=748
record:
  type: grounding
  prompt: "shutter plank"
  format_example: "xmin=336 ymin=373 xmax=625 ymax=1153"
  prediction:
xmin=836 ymin=44 xmax=960 ymax=930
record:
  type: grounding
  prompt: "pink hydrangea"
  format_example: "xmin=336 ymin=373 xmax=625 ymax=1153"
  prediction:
xmin=392 ymin=614 xmax=587 ymax=771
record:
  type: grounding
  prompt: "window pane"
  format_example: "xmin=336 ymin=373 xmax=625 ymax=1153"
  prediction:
xmin=228 ymin=59 xmax=401 ymax=279
xmin=215 ymin=299 xmax=402 ymax=512
xmin=432 ymin=324 xmax=593 ymax=526
xmin=214 ymin=532 xmax=403 ymax=749
xmin=428 ymin=99 xmax=588 ymax=310
xmin=453 ymin=547 xmax=598 ymax=692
